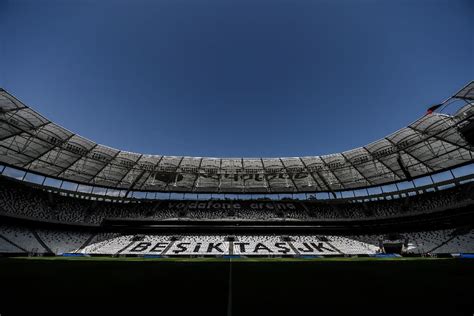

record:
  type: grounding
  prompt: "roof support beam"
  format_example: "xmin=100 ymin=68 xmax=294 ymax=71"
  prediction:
xmin=260 ymin=158 xmax=272 ymax=193
xmin=56 ymin=143 xmax=99 ymax=178
xmin=407 ymin=125 xmax=473 ymax=159
xmin=240 ymin=157 xmax=245 ymax=193
xmin=124 ymin=168 xmax=147 ymax=198
xmin=136 ymin=156 xmax=165 ymax=191
xmin=384 ymin=137 xmax=435 ymax=173
xmin=191 ymin=158 xmax=204 ymax=192
xmin=340 ymin=152 xmax=374 ymax=186
xmin=0 ymin=105 xmax=28 ymax=114
xmin=0 ymin=121 xmax=51 ymax=142
xmin=318 ymin=156 xmax=346 ymax=190
xmin=115 ymin=154 xmax=144 ymax=189
xmin=412 ymin=144 xmax=474 ymax=170
xmin=25 ymin=132 xmax=77 ymax=172
xmin=279 ymin=158 xmax=299 ymax=192
xmin=298 ymin=157 xmax=328 ymax=192
xmin=0 ymin=142 xmax=43 ymax=165
xmin=87 ymin=151 xmax=122 ymax=186
xmin=362 ymin=146 xmax=402 ymax=182
xmin=164 ymin=156 xmax=184 ymax=192
xmin=217 ymin=159 xmax=222 ymax=193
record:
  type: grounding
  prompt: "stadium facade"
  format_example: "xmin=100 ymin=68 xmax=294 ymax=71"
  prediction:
xmin=0 ymin=82 xmax=473 ymax=257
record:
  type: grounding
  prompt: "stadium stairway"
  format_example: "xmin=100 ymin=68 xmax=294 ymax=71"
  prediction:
xmin=159 ymin=239 xmax=178 ymax=255
xmin=285 ymin=241 xmax=301 ymax=256
xmin=426 ymin=228 xmax=471 ymax=254
xmin=31 ymin=229 xmax=53 ymax=254
xmin=115 ymin=237 xmax=139 ymax=255
xmin=0 ymin=234 xmax=27 ymax=253
xmin=323 ymin=239 xmax=344 ymax=254
xmin=74 ymin=233 xmax=97 ymax=254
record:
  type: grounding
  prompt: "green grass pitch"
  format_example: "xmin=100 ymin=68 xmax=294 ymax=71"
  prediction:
xmin=0 ymin=256 xmax=472 ymax=315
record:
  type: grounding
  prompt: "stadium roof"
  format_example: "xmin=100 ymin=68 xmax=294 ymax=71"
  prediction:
xmin=0 ymin=82 xmax=473 ymax=194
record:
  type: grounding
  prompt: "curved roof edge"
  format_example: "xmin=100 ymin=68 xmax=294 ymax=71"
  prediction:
xmin=0 ymin=81 xmax=473 ymax=194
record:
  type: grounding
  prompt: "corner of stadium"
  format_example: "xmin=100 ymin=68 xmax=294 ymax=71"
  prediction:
xmin=0 ymin=81 xmax=473 ymax=314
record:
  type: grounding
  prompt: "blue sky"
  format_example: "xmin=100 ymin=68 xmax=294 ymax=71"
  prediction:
xmin=1 ymin=0 xmax=473 ymax=158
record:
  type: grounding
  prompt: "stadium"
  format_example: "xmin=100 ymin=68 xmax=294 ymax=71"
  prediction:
xmin=1 ymin=1 xmax=474 ymax=314
xmin=0 ymin=82 xmax=474 ymax=313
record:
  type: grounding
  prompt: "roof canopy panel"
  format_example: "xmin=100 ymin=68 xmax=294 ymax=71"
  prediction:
xmin=454 ymin=81 xmax=474 ymax=100
xmin=0 ymin=83 xmax=473 ymax=194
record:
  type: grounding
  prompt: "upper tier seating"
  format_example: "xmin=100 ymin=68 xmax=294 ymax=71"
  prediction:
xmin=0 ymin=177 xmax=472 ymax=225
